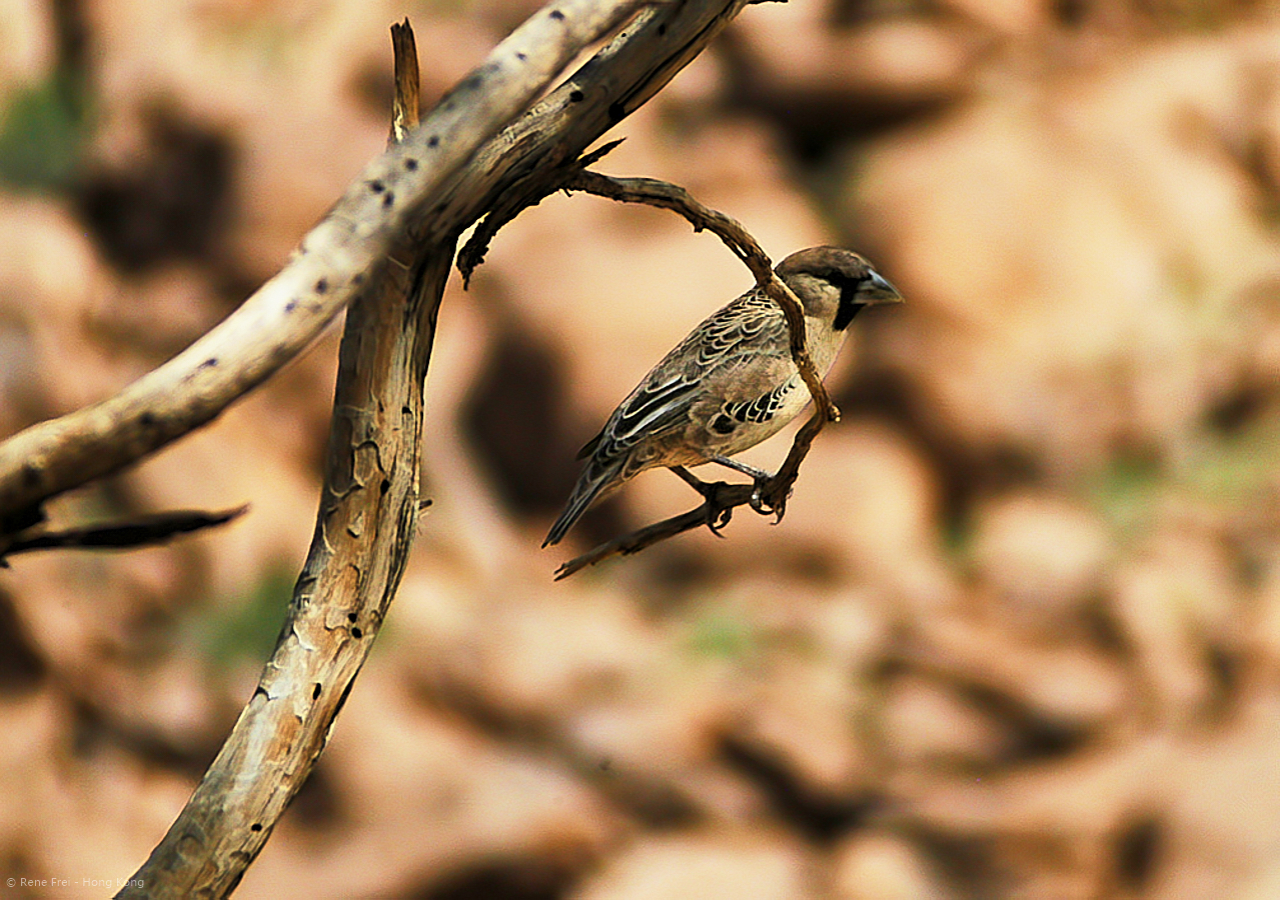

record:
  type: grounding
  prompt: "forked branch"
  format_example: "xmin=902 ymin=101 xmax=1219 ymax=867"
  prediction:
xmin=111 ymin=2 xmax=759 ymax=895
xmin=0 ymin=0 xmax=654 ymax=541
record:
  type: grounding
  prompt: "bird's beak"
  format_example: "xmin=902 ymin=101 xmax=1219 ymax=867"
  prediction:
xmin=863 ymin=270 xmax=904 ymax=305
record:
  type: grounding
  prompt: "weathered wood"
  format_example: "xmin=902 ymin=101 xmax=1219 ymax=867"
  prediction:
xmin=108 ymin=2 xmax=753 ymax=896
xmin=0 ymin=0 xmax=651 ymax=539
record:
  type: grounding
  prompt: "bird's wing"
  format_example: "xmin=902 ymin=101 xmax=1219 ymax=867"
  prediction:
xmin=586 ymin=372 xmax=701 ymax=462
xmin=689 ymin=291 xmax=784 ymax=369
xmin=587 ymin=290 xmax=788 ymax=464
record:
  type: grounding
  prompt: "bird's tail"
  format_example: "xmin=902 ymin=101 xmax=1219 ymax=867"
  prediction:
xmin=543 ymin=459 xmax=623 ymax=548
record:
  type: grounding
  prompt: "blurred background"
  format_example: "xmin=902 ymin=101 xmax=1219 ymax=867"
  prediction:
xmin=3 ymin=0 xmax=1280 ymax=897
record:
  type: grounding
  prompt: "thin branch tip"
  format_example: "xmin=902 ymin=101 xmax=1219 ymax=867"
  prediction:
xmin=1 ymin=504 xmax=248 ymax=560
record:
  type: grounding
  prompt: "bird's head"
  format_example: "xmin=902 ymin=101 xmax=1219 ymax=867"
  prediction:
xmin=775 ymin=246 xmax=903 ymax=331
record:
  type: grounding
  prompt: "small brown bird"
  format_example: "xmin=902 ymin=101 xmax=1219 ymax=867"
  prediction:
xmin=544 ymin=247 xmax=902 ymax=547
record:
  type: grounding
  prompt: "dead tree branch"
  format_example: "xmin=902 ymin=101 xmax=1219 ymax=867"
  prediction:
xmin=477 ymin=168 xmax=842 ymax=578
xmin=99 ymin=2 xmax=757 ymax=896
xmin=0 ymin=0 xmax=652 ymax=550
xmin=115 ymin=22 xmax=445 ymax=896
xmin=0 ymin=507 xmax=246 ymax=560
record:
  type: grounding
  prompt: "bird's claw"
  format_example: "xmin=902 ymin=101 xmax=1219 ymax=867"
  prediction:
xmin=750 ymin=476 xmax=791 ymax=524
xmin=704 ymin=503 xmax=733 ymax=537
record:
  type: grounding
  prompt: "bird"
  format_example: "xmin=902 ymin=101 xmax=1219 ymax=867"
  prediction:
xmin=543 ymin=246 xmax=903 ymax=547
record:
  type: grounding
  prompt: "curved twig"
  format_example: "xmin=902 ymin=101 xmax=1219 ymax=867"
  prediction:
xmin=546 ymin=168 xmax=841 ymax=576
xmin=561 ymin=170 xmax=840 ymax=426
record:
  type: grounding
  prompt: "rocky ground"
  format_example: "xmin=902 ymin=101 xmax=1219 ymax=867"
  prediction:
xmin=3 ymin=0 xmax=1280 ymax=897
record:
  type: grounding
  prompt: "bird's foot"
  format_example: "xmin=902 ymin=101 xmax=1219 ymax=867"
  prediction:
xmin=667 ymin=464 xmax=788 ymax=531
xmin=705 ymin=503 xmax=733 ymax=537
xmin=670 ymin=466 xmax=738 ymax=537
xmin=708 ymin=456 xmax=787 ymax=520
xmin=749 ymin=472 xmax=795 ymax=524
xmin=711 ymin=460 xmax=778 ymax=517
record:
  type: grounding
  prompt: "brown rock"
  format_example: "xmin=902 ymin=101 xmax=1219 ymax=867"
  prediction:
xmin=831 ymin=832 xmax=952 ymax=900
xmin=572 ymin=831 xmax=813 ymax=900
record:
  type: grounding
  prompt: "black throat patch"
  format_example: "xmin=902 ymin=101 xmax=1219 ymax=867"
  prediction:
xmin=833 ymin=282 xmax=864 ymax=331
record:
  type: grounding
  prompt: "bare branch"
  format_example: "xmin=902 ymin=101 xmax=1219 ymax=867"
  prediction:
xmin=0 ymin=0 xmax=651 ymax=532
xmin=115 ymin=25 xmax=450 ymax=895
xmin=562 ymin=169 xmax=840 ymax=427
xmin=0 ymin=506 xmax=246 ymax=560
xmin=389 ymin=18 xmax=421 ymax=143
xmin=108 ymin=2 xmax=758 ymax=895
xmin=555 ymin=479 xmax=756 ymax=579
xmin=536 ymin=169 xmax=842 ymax=575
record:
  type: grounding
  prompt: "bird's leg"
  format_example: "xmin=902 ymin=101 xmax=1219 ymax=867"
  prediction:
xmin=709 ymin=456 xmax=772 ymax=481
xmin=669 ymin=465 xmax=711 ymax=495
xmin=709 ymin=456 xmax=775 ymax=514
